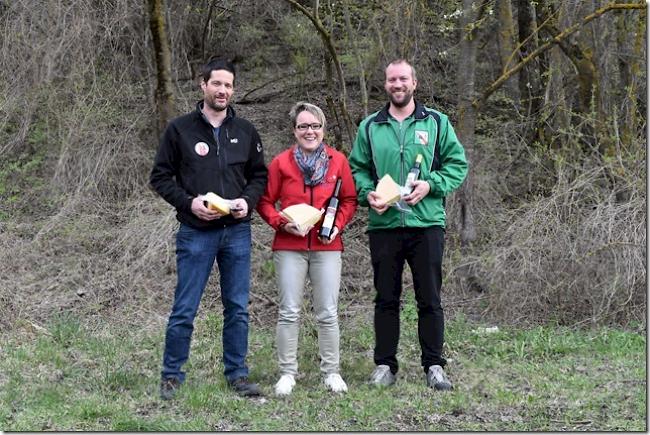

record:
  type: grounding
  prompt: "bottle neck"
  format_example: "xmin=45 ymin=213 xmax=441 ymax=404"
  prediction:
xmin=413 ymin=154 xmax=422 ymax=170
xmin=333 ymin=178 xmax=342 ymax=197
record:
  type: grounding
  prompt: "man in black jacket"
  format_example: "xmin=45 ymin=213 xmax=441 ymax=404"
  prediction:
xmin=150 ymin=58 xmax=268 ymax=399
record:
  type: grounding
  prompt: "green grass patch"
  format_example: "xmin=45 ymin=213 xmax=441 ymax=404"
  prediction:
xmin=0 ymin=303 xmax=645 ymax=431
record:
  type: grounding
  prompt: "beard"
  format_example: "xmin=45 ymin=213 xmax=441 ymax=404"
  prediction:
xmin=206 ymin=95 xmax=228 ymax=112
xmin=389 ymin=90 xmax=414 ymax=108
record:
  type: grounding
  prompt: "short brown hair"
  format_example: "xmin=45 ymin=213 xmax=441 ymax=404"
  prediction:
xmin=385 ymin=59 xmax=417 ymax=81
xmin=201 ymin=58 xmax=236 ymax=84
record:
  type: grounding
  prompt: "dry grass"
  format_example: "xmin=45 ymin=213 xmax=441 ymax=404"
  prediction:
xmin=466 ymin=164 xmax=646 ymax=327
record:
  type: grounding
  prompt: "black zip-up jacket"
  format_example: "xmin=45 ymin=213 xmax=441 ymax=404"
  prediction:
xmin=150 ymin=102 xmax=268 ymax=230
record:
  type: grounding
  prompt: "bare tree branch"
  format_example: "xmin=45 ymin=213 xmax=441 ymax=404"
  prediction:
xmin=475 ymin=2 xmax=647 ymax=109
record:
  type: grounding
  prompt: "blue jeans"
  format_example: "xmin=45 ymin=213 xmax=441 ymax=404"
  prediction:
xmin=161 ymin=221 xmax=252 ymax=383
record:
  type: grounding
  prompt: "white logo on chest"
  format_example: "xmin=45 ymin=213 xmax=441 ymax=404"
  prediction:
xmin=415 ymin=130 xmax=429 ymax=146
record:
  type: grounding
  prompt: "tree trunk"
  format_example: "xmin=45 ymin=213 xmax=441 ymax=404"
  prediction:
xmin=545 ymin=43 xmax=570 ymax=148
xmin=517 ymin=0 xmax=543 ymax=118
xmin=616 ymin=9 xmax=632 ymax=95
xmin=147 ymin=0 xmax=175 ymax=136
xmin=324 ymin=54 xmax=343 ymax=150
xmin=547 ymin=23 xmax=599 ymax=115
xmin=343 ymin=0 xmax=368 ymax=118
xmin=200 ymin=0 xmax=218 ymax=64
xmin=539 ymin=15 xmax=603 ymax=151
xmin=454 ymin=0 xmax=484 ymax=247
xmin=496 ymin=0 xmax=519 ymax=104
xmin=620 ymin=6 xmax=646 ymax=149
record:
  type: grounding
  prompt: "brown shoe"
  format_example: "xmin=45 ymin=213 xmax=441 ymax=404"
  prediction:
xmin=160 ymin=377 xmax=181 ymax=400
xmin=228 ymin=377 xmax=262 ymax=397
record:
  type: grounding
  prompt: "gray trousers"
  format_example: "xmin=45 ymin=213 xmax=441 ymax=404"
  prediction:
xmin=273 ymin=250 xmax=342 ymax=376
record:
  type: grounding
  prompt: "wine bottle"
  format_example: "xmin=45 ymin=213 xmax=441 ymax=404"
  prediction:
xmin=318 ymin=177 xmax=342 ymax=240
xmin=405 ymin=153 xmax=423 ymax=193
xmin=395 ymin=154 xmax=423 ymax=213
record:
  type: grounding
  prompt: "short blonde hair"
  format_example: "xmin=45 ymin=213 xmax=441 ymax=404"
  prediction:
xmin=289 ymin=101 xmax=327 ymax=130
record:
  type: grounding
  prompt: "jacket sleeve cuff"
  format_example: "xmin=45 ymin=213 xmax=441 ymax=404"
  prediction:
xmin=241 ymin=195 xmax=251 ymax=210
xmin=358 ymin=187 xmax=372 ymax=207
xmin=427 ymin=177 xmax=444 ymax=198
xmin=182 ymin=196 xmax=194 ymax=213
xmin=273 ymin=215 xmax=288 ymax=231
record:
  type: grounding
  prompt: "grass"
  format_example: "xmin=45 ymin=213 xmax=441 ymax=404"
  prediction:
xmin=0 ymin=294 xmax=646 ymax=431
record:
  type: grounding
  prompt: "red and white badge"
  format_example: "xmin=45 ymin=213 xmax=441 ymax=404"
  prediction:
xmin=194 ymin=142 xmax=209 ymax=156
xmin=415 ymin=130 xmax=429 ymax=146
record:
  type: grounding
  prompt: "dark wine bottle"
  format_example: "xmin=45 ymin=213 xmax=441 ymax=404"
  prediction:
xmin=318 ymin=178 xmax=342 ymax=240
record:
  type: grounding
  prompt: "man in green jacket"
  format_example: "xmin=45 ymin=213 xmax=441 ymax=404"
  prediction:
xmin=349 ymin=59 xmax=468 ymax=390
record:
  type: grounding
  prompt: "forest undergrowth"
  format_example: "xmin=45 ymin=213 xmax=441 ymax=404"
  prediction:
xmin=0 ymin=0 xmax=645 ymax=334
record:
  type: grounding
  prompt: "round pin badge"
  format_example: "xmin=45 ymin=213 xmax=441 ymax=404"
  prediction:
xmin=195 ymin=142 xmax=209 ymax=156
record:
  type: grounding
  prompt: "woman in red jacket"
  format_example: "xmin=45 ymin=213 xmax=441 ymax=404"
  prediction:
xmin=257 ymin=102 xmax=358 ymax=396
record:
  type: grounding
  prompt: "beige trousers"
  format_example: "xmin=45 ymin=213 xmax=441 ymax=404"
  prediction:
xmin=273 ymin=250 xmax=342 ymax=376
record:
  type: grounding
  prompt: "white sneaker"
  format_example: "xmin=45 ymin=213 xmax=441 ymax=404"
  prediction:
xmin=324 ymin=373 xmax=348 ymax=393
xmin=274 ymin=374 xmax=296 ymax=396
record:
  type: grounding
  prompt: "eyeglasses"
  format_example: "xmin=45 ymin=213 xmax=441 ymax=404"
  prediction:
xmin=295 ymin=123 xmax=323 ymax=131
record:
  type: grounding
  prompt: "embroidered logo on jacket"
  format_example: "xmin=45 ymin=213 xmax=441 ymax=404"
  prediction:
xmin=230 ymin=138 xmax=238 ymax=143
xmin=194 ymin=142 xmax=209 ymax=156
xmin=415 ymin=130 xmax=429 ymax=146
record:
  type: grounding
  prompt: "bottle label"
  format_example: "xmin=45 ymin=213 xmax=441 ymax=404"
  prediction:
xmin=406 ymin=173 xmax=417 ymax=185
xmin=322 ymin=208 xmax=336 ymax=229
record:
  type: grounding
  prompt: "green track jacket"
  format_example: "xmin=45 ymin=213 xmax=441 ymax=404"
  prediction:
xmin=348 ymin=101 xmax=468 ymax=230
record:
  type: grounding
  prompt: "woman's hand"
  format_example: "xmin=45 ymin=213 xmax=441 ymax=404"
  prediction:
xmin=318 ymin=226 xmax=339 ymax=245
xmin=282 ymin=222 xmax=310 ymax=237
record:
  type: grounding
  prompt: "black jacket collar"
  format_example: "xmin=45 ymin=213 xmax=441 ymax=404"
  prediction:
xmin=195 ymin=101 xmax=235 ymax=126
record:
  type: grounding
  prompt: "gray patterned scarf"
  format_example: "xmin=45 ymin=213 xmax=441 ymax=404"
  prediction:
xmin=293 ymin=143 xmax=329 ymax=186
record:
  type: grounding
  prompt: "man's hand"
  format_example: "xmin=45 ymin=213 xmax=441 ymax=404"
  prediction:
xmin=191 ymin=195 xmax=224 ymax=221
xmin=367 ymin=191 xmax=390 ymax=215
xmin=230 ymin=198 xmax=249 ymax=219
xmin=318 ymin=226 xmax=339 ymax=245
xmin=403 ymin=180 xmax=430 ymax=205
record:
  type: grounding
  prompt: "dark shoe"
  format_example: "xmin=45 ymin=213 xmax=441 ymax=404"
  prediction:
xmin=160 ymin=377 xmax=181 ymax=400
xmin=229 ymin=377 xmax=262 ymax=397
xmin=426 ymin=365 xmax=453 ymax=391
